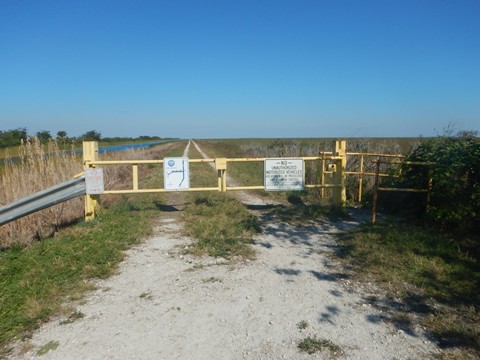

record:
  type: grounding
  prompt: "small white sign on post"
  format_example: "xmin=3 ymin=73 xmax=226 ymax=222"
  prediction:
xmin=85 ymin=168 xmax=105 ymax=194
xmin=164 ymin=157 xmax=190 ymax=191
xmin=265 ymin=158 xmax=304 ymax=191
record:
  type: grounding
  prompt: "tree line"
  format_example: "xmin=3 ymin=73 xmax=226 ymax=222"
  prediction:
xmin=0 ymin=128 xmax=168 ymax=148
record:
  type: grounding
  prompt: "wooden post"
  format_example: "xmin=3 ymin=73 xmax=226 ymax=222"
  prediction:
xmin=332 ymin=140 xmax=347 ymax=207
xmin=83 ymin=141 xmax=99 ymax=221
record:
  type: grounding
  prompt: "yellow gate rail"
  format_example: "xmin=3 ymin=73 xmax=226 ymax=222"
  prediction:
xmin=82 ymin=140 xmax=350 ymax=221
xmin=82 ymin=140 xmax=419 ymax=222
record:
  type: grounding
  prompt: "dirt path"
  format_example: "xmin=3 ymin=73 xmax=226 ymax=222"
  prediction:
xmin=10 ymin=142 xmax=441 ymax=360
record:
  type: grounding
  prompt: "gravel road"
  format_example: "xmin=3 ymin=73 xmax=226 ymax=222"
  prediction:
xmin=9 ymin=142 xmax=441 ymax=360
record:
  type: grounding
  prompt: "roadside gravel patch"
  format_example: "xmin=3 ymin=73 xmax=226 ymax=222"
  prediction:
xmin=10 ymin=205 xmax=439 ymax=360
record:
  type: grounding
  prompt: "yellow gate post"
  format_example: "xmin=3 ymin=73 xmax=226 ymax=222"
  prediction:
xmin=83 ymin=141 xmax=99 ymax=221
xmin=332 ymin=140 xmax=347 ymax=207
xmin=216 ymin=158 xmax=227 ymax=192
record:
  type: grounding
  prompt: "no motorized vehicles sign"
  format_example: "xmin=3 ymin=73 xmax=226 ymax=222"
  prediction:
xmin=265 ymin=158 xmax=304 ymax=191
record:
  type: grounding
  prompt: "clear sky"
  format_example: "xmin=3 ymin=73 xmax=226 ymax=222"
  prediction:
xmin=1 ymin=0 xmax=479 ymax=139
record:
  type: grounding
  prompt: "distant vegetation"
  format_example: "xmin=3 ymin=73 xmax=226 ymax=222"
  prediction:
xmin=0 ymin=127 xmax=173 ymax=148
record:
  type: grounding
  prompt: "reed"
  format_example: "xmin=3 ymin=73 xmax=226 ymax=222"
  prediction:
xmin=0 ymin=139 xmax=160 ymax=248
xmin=0 ymin=138 xmax=83 ymax=248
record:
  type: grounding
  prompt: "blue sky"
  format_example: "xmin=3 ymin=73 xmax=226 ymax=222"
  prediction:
xmin=1 ymin=0 xmax=479 ymax=139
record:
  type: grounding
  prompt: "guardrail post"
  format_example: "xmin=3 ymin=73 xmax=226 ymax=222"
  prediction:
xmin=332 ymin=140 xmax=347 ymax=207
xmin=83 ymin=141 xmax=99 ymax=221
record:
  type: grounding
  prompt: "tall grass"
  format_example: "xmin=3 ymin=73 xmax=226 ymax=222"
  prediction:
xmin=0 ymin=140 xmax=185 ymax=354
xmin=0 ymin=139 xmax=183 ymax=248
xmin=182 ymin=193 xmax=261 ymax=259
xmin=0 ymin=139 xmax=83 ymax=248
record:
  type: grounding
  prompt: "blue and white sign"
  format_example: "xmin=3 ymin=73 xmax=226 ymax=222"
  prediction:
xmin=164 ymin=157 xmax=190 ymax=191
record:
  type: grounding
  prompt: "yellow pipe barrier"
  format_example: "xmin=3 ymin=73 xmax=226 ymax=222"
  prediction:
xmin=226 ymin=186 xmax=265 ymax=191
xmin=82 ymin=140 xmax=427 ymax=222
xmin=102 ymin=187 xmax=219 ymax=194
xmin=132 ymin=164 xmax=139 ymax=191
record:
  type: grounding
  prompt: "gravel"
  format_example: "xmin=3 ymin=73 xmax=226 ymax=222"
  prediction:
xmin=8 ymin=143 xmax=441 ymax=360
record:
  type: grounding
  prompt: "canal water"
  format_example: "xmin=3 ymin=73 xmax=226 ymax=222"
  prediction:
xmin=97 ymin=140 xmax=176 ymax=154
xmin=0 ymin=140 xmax=179 ymax=166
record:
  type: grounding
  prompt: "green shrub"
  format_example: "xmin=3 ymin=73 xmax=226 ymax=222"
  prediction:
xmin=404 ymin=130 xmax=479 ymax=233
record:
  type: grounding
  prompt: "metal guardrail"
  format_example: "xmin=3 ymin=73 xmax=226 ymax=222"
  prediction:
xmin=0 ymin=177 xmax=86 ymax=226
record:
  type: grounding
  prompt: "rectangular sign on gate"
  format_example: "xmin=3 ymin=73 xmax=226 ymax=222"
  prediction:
xmin=265 ymin=158 xmax=304 ymax=191
xmin=164 ymin=157 xmax=190 ymax=191
xmin=85 ymin=168 xmax=105 ymax=194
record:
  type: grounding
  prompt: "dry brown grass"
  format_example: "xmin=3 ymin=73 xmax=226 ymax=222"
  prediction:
xmin=232 ymin=138 xmax=411 ymax=203
xmin=0 ymin=139 xmax=177 ymax=248
xmin=0 ymin=138 xmax=83 ymax=247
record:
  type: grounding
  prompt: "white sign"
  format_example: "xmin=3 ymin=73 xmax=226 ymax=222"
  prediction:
xmin=265 ymin=158 xmax=304 ymax=191
xmin=85 ymin=168 xmax=104 ymax=194
xmin=164 ymin=157 xmax=190 ymax=191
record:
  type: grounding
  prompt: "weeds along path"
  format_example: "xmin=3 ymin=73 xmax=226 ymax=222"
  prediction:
xmin=191 ymin=140 xmax=272 ymax=206
xmin=10 ymin=142 xmax=440 ymax=360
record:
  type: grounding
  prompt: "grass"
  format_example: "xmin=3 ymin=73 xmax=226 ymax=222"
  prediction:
xmin=338 ymin=224 xmax=480 ymax=359
xmin=36 ymin=340 xmax=59 ymax=356
xmin=0 ymin=199 xmax=159 ymax=355
xmin=59 ymin=310 xmax=85 ymax=325
xmin=297 ymin=320 xmax=309 ymax=330
xmin=263 ymin=204 xmax=352 ymax=227
xmin=0 ymin=138 xmax=84 ymax=248
xmin=298 ymin=336 xmax=341 ymax=355
xmin=182 ymin=193 xmax=261 ymax=259
xmin=181 ymin=142 xmax=262 ymax=259
xmin=186 ymin=141 xmax=218 ymax=189
xmin=0 ymin=138 xmax=186 ymax=248
xmin=0 ymin=141 xmax=187 ymax=356
xmin=195 ymin=138 xmax=417 ymax=205
xmin=139 ymin=292 xmax=154 ymax=300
